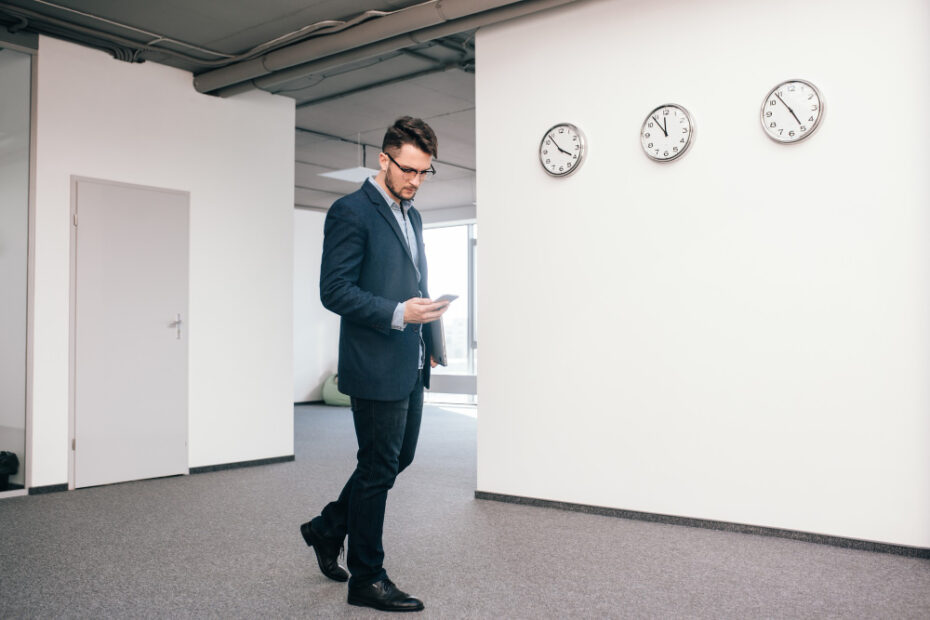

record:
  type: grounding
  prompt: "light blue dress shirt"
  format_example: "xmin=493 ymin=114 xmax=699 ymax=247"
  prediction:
xmin=367 ymin=177 xmax=425 ymax=369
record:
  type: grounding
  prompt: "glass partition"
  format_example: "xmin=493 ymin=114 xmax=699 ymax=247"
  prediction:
xmin=0 ymin=46 xmax=31 ymax=494
xmin=424 ymin=223 xmax=478 ymax=404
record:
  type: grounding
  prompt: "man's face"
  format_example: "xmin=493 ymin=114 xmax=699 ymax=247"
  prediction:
xmin=380 ymin=143 xmax=433 ymax=202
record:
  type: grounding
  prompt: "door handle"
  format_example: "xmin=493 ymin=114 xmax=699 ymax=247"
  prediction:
xmin=168 ymin=314 xmax=182 ymax=339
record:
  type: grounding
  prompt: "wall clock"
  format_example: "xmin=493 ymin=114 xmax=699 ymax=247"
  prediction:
xmin=761 ymin=79 xmax=824 ymax=143
xmin=640 ymin=104 xmax=694 ymax=162
xmin=539 ymin=123 xmax=586 ymax=177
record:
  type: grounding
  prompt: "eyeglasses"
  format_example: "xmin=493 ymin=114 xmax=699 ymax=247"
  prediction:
xmin=384 ymin=151 xmax=436 ymax=179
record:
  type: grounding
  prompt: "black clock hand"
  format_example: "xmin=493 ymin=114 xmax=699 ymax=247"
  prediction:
xmin=774 ymin=93 xmax=802 ymax=125
xmin=547 ymin=133 xmax=572 ymax=156
xmin=652 ymin=115 xmax=668 ymax=137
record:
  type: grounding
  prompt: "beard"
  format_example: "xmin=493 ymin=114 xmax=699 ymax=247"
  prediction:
xmin=384 ymin=170 xmax=418 ymax=202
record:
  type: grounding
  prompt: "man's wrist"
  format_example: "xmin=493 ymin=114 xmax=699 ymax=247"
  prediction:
xmin=392 ymin=302 xmax=406 ymax=330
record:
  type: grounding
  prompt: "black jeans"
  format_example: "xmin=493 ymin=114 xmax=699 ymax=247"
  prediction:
xmin=312 ymin=371 xmax=424 ymax=587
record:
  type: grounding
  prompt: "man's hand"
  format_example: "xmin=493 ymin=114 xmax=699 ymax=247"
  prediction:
xmin=403 ymin=297 xmax=450 ymax=324
xmin=430 ymin=356 xmax=439 ymax=368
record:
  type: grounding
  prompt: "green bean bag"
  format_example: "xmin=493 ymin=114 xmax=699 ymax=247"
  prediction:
xmin=322 ymin=373 xmax=351 ymax=407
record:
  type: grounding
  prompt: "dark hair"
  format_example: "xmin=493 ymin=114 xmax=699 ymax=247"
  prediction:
xmin=382 ymin=116 xmax=438 ymax=158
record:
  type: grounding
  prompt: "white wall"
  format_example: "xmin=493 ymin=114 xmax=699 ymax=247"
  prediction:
xmin=32 ymin=36 xmax=296 ymax=486
xmin=293 ymin=209 xmax=339 ymax=402
xmin=476 ymin=0 xmax=930 ymax=547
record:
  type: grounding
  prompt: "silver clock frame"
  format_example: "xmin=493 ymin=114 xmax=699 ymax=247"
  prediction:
xmin=640 ymin=103 xmax=695 ymax=163
xmin=539 ymin=122 xmax=586 ymax=177
xmin=760 ymin=78 xmax=824 ymax=144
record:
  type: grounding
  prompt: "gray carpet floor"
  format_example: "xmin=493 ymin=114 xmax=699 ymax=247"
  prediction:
xmin=1 ymin=403 xmax=928 ymax=618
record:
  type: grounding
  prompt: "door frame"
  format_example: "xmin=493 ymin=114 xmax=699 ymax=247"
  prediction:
xmin=68 ymin=176 xmax=191 ymax=490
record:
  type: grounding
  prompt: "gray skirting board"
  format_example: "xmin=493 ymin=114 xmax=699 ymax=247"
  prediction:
xmin=188 ymin=454 xmax=294 ymax=474
xmin=28 ymin=483 xmax=68 ymax=495
xmin=474 ymin=491 xmax=930 ymax=559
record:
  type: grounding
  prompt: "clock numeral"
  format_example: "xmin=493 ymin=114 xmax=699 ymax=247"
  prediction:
xmin=680 ymin=138 xmax=685 ymax=144
xmin=769 ymin=122 xmax=776 ymax=128
xmin=808 ymin=116 xmax=814 ymax=122
xmin=663 ymin=151 xmax=669 ymax=157
xmin=682 ymin=127 xmax=688 ymax=134
xmin=546 ymin=159 xmax=551 ymax=164
xmin=778 ymin=129 xmax=784 ymax=135
xmin=788 ymin=130 xmax=796 ymax=137
xmin=565 ymin=160 xmax=573 ymax=168
xmin=673 ymin=147 xmax=679 ymax=153
xmin=648 ymin=122 xmax=654 ymax=128
xmin=811 ymin=105 xmax=819 ymax=111
xmin=558 ymin=128 xmax=565 ymax=134
xmin=663 ymin=109 xmax=669 ymax=116
xmin=800 ymin=126 xmax=807 ymax=132
xmin=765 ymin=111 xmax=773 ymax=118
xmin=543 ymin=149 xmax=548 ymax=155
xmin=644 ymin=132 xmax=651 ymax=138
xmin=769 ymin=99 xmax=777 ymax=106
xmin=647 ymin=143 xmax=654 ymax=149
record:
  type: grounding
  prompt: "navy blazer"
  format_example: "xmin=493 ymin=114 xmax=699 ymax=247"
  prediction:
xmin=320 ymin=180 xmax=432 ymax=401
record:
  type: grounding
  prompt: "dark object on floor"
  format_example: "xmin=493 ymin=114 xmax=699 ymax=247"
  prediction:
xmin=0 ymin=451 xmax=19 ymax=491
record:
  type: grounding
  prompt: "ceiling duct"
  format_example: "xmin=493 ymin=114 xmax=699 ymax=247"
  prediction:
xmin=195 ymin=0 xmax=577 ymax=96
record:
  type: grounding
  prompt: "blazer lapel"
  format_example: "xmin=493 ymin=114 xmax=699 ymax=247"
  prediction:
xmin=410 ymin=207 xmax=426 ymax=278
xmin=363 ymin=181 xmax=416 ymax=268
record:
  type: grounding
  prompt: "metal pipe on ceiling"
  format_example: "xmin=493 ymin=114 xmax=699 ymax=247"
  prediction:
xmin=195 ymin=0 xmax=578 ymax=96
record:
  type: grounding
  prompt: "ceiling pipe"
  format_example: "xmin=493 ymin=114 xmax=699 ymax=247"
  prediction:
xmin=294 ymin=62 xmax=462 ymax=108
xmin=256 ymin=7 xmax=506 ymax=90
xmin=196 ymin=0 xmax=577 ymax=96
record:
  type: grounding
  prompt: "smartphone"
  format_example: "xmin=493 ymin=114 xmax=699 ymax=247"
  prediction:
xmin=433 ymin=294 xmax=458 ymax=304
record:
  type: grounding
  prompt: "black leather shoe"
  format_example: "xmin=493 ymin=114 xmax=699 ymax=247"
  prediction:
xmin=348 ymin=578 xmax=424 ymax=612
xmin=300 ymin=521 xmax=348 ymax=582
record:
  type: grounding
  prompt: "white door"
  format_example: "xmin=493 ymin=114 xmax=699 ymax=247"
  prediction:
xmin=72 ymin=178 xmax=189 ymax=488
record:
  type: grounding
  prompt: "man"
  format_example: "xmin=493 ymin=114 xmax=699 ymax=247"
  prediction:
xmin=300 ymin=117 xmax=450 ymax=613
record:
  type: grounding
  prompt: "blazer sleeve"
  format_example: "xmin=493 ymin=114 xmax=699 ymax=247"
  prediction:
xmin=320 ymin=201 xmax=397 ymax=334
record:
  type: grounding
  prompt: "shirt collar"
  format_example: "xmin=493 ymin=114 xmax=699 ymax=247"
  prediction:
xmin=367 ymin=176 xmax=412 ymax=214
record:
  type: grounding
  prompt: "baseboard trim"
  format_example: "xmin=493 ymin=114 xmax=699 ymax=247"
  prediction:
xmin=294 ymin=400 xmax=324 ymax=406
xmin=29 ymin=483 xmax=68 ymax=495
xmin=189 ymin=454 xmax=295 ymax=474
xmin=474 ymin=491 xmax=930 ymax=559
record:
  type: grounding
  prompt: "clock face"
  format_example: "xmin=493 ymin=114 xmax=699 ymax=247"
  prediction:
xmin=761 ymin=79 xmax=823 ymax=143
xmin=641 ymin=104 xmax=694 ymax=162
xmin=539 ymin=123 xmax=586 ymax=176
